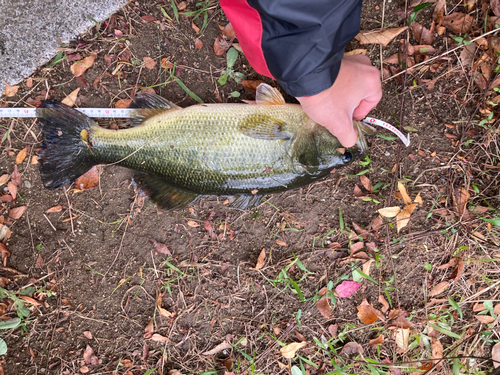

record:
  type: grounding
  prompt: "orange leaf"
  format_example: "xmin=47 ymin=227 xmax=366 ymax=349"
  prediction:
xmin=161 ymin=58 xmax=174 ymax=69
xmin=19 ymin=296 xmax=41 ymax=306
xmin=143 ymin=57 xmax=156 ymax=70
xmin=7 ymin=182 xmax=17 ymax=200
xmin=9 ymin=206 xmax=26 ymax=220
xmin=115 ymin=99 xmax=132 ymax=108
xmin=3 ymin=83 xmax=19 ymax=97
xmin=378 ymin=294 xmax=389 ymax=313
xmin=475 ymin=315 xmax=495 ymax=324
xmin=61 ymin=88 xmax=81 ymax=107
xmin=360 ymin=175 xmax=373 ymax=192
xmin=241 ymin=80 xmax=265 ymax=93
xmin=16 ymin=147 xmax=27 ymax=164
xmin=316 ymin=298 xmax=331 ymax=319
xmin=214 ymin=34 xmax=233 ymax=56
xmin=46 ymin=205 xmax=63 ymax=213
xmin=0 ymin=174 xmax=9 ymax=186
xmin=369 ymin=334 xmax=384 ymax=347
xmin=453 ymin=187 xmax=470 ymax=216
xmin=276 ymin=240 xmax=287 ymax=247
xmin=222 ymin=23 xmax=235 ymax=38
xmin=429 ymin=281 xmax=449 ymax=297
xmin=74 ymin=166 xmax=99 ymax=192
xmin=187 ymin=220 xmax=200 ymax=227
xmin=397 ymin=182 xmax=412 ymax=204
xmin=251 ymin=248 xmax=266 ymax=270
xmin=191 ymin=21 xmax=200 ymax=33
xmin=357 ymin=298 xmax=379 ymax=324
xmin=70 ymin=55 xmax=97 ymax=77
xmin=194 ymin=38 xmax=203 ymax=49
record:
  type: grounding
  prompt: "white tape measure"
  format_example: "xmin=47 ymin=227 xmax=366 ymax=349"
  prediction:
xmin=0 ymin=107 xmax=410 ymax=146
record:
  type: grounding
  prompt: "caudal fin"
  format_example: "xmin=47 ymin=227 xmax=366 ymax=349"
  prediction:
xmin=37 ymin=101 xmax=96 ymax=189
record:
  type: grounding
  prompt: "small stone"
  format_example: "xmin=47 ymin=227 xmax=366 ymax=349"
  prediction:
xmin=24 ymin=180 xmax=31 ymax=188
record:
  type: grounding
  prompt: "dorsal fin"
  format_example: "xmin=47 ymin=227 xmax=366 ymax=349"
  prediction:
xmin=128 ymin=92 xmax=181 ymax=126
xmin=256 ymin=84 xmax=286 ymax=106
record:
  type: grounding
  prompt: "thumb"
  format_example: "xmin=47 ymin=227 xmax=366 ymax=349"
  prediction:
xmin=327 ymin=113 xmax=358 ymax=148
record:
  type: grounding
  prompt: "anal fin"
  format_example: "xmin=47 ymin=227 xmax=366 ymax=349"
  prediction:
xmin=227 ymin=194 xmax=264 ymax=210
xmin=133 ymin=172 xmax=201 ymax=210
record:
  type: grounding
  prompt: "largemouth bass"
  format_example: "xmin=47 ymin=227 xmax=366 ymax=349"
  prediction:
xmin=37 ymin=84 xmax=370 ymax=209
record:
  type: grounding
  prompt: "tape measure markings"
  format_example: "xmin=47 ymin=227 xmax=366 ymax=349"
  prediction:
xmin=362 ymin=116 xmax=410 ymax=147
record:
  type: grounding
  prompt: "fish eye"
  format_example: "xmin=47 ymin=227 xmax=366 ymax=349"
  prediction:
xmin=342 ymin=151 xmax=352 ymax=163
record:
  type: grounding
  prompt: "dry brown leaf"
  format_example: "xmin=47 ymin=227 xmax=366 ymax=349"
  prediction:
xmin=0 ymin=174 xmax=9 ymax=186
xmin=16 ymin=147 xmax=27 ymax=164
xmin=393 ymin=328 xmax=410 ymax=351
xmin=316 ymin=298 xmax=331 ymax=319
xmin=144 ymin=318 xmax=154 ymax=338
xmin=7 ymin=182 xmax=17 ymax=200
xmin=350 ymin=241 xmax=364 ymax=254
xmin=151 ymin=333 xmax=171 ymax=342
xmin=429 ymin=281 xmax=450 ymax=297
xmin=453 ymin=187 xmax=470 ymax=216
xmin=344 ymin=49 xmax=367 ymax=56
xmin=83 ymin=345 xmax=99 ymax=365
xmin=80 ymin=366 xmax=89 ymax=374
xmin=70 ymin=55 xmax=96 ymax=77
xmin=161 ymin=58 xmax=174 ymax=69
xmin=241 ymin=80 xmax=265 ymax=93
xmin=3 ymin=83 xmax=19 ymax=97
xmin=46 ymin=205 xmax=63 ymax=213
xmin=362 ymin=259 xmax=374 ymax=276
xmin=475 ymin=315 xmax=495 ymax=324
xmin=222 ymin=23 xmax=235 ymax=38
xmin=83 ymin=331 xmax=93 ymax=340
xmin=369 ymin=335 xmax=384 ymax=347
xmin=280 ymin=342 xmax=307 ymax=359
xmin=191 ymin=21 xmax=200 ymax=33
xmin=459 ymin=43 xmax=477 ymax=69
xmin=492 ymin=341 xmax=500 ymax=368
xmin=195 ymin=38 xmax=203 ymax=49
xmin=378 ymin=206 xmax=401 ymax=218
xmin=433 ymin=0 xmax=446 ymax=24
xmin=442 ymin=13 xmax=474 ymax=34
xmin=494 ymin=303 xmax=500 ymax=315
xmin=214 ymin=34 xmax=233 ymax=55
xmin=276 ymin=240 xmax=287 ymax=247
xmin=74 ymin=166 xmax=99 ymax=191
xmin=61 ymin=88 xmax=81 ymax=107
xmin=357 ymin=298 xmax=379 ymax=324
xmin=396 ymin=204 xmax=416 ymax=233
xmin=251 ymin=248 xmax=266 ymax=270
xmin=353 ymin=184 xmax=363 ymax=197
xmin=378 ymin=294 xmax=390 ymax=313
xmin=143 ymin=57 xmax=156 ymax=70
xmin=493 ymin=0 xmax=500 ymax=17
xmin=397 ymin=182 xmax=412 ymax=204
xmin=328 ymin=324 xmax=338 ymax=337
xmin=370 ymin=216 xmax=383 ymax=233
xmin=150 ymin=239 xmax=171 ymax=256
xmin=19 ymin=296 xmax=40 ymax=306
xmin=431 ymin=338 xmax=443 ymax=372
xmin=115 ymin=98 xmax=132 ymax=108
xmin=187 ymin=220 xmax=200 ymax=227
xmin=411 ymin=22 xmax=434 ymax=44
xmin=360 ymin=175 xmax=373 ymax=192
xmin=352 ymin=222 xmax=369 ymax=239
xmin=339 ymin=342 xmax=364 ymax=355
xmin=355 ymin=27 xmax=408 ymax=46
xmin=414 ymin=193 xmax=423 ymax=205
xmin=9 ymin=206 xmax=26 ymax=220
xmin=202 ymin=342 xmax=231 ymax=355
xmin=156 ymin=292 xmax=173 ymax=318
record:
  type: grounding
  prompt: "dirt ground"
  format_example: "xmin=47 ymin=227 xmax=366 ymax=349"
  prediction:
xmin=1 ymin=0 xmax=500 ymax=374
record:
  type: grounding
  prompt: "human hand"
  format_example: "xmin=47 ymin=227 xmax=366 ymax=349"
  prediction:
xmin=297 ymin=55 xmax=382 ymax=147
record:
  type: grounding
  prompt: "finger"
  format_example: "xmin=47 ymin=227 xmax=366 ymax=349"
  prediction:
xmin=353 ymin=98 xmax=379 ymax=120
xmin=327 ymin=115 xmax=358 ymax=148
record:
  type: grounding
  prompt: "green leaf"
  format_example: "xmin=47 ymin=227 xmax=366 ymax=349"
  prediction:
xmin=403 ymin=126 xmax=418 ymax=132
xmin=291 ymin=365 xmax=303 ymax=375
xmin=428 ymin=322 xmax=461 ymax=339
xmin=174 ymin=77 xmax=204 ymax=104
xmin=0 ymin=318 xmax=21 ymax=330
xmin=218 ymin=73 xmax=228 ymax=86
xmin=226 ymin=47 xmax=239 ymax=69
xmin=377 ymin=135 xmax=398 ymax=141
xmin=0 ymin=338 xmax=6 ymax=355
xmin=229 ymin=91 xmax=240 ymax=98
xmin=479 ymin=216 xmax=500 ymax=226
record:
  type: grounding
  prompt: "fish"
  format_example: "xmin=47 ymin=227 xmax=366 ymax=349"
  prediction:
xmin=37 ymin=83 xmax=371 ymax=210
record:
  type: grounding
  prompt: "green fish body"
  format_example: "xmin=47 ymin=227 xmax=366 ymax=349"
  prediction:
xmin=38 ymin=84 xmax=369 ymax=209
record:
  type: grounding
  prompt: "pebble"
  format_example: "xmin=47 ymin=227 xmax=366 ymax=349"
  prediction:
xmin=24 ymin=180 xmax=31 ymax=188
xmin=385 ymin=151 xmax=391 ymax=156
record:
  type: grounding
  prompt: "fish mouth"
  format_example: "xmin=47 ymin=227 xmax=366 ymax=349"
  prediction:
xmin=353 ymin=120 xmax=375 ymax=154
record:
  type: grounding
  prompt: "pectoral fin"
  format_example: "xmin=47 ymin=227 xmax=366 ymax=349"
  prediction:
xmin=227 ymin=194 xmax=264 ymax=210
xmin=239 ymin=115 xmax=292 ymax=140
xmin=133 ymin=172 xmax=201 ymax=210
xmin=128 ymin=92 xmax=181 ymax=126
xmin=255 ymin=84 xmax=286 ymax=106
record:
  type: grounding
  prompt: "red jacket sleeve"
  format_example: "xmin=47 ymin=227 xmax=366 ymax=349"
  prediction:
xmin=220 ymin=0 xmax=363 ymax=97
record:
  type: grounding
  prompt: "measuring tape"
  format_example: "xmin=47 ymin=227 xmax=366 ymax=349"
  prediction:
xmin=0 ymin=107 xmax=410 ymax=146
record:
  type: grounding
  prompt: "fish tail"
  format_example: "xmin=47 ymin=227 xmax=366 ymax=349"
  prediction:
xmin=353 ymin=120 xmax=375 ymax=154
xmin=37 ymin=101 xmax=96 ymax=189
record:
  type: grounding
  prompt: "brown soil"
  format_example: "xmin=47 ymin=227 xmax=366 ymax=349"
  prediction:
xmin=0 ymin=1 xmax=497 ymax=374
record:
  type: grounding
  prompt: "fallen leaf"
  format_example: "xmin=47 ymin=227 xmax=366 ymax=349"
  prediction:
xmin=459 ymin=43 xmax=477 ymax=69
xmin=328 ymin=324 xmax=338 ymax=337
xmin=74 ymin=166 xmax=99 ymax=191
xmin=397 ymin=182 xmax=412 ymax=204
xmin=0 ymin=174 xmax=9 ymax=186
xmin=70 ymin=55 xmax=97 ymax=77
xmin=46 ymin=205 xmax=63 ymax=213
xmin=396 ymin=204 xmax=417 ymax=233
xmin=280 ymin=342 xmax=307 ymax=359
xmin=345 ymin=49 xmax=367 ymax=55
xmin=360 ymin=175 xmax=373 ymax=192
xmin=453 ymin=187 xmax=470 ymax=216
xmin=203 ymin=342 xmax=231 ymax=355
xmin=156 ymin=292 xmax=173 ymax=318
xmin=61 ymin=88 xmax=81 ymax=107
xmin=357 ymin=298 xmax=379 ymax=324
xmin=362 ymin=259 xmax=374 ymax=276
xmin=26 ymin=77 xmax=33 ymax=88
xmin=7 ymin=182 xmax=17 ymax=200
xmin=161 ymin=58 xmax=174 ymax=69
xmin=150 ymin=239 xmax=171 ymax=256
xmin=316 ymin=298 xmax=331 ymax=319
xmin=35 ymin=253 xmax=43 ymax=268
xmin=352 ymin=222 xmax=370 ymax=239
xmin=191 ymin=21 xmax=200 ymax=33
xmin=335 ymin=281 xmax=362 ymax=298
xmin=411 ymin=22 xmax=434 ymax=44
xmin=251 ymin=248 xmax=266 ymax=270
xmin=378 ymin=206 xmax=401 ymax=218
xmin=492 ymin=341 xmax=500 ymax=368
xmin=429 ymin=281 xmax=450 ymax=297
xmin=144 ymin=318 xmax=154 ymax=338
xmin=3 ymin=84 xmax=19 ymax=97
xmin=151 ymin=333 xmax=171 ymax=342
xmin=80 ymin=366 xmax=89 ymax=373
xmin=379 ymin=294 xmax=390 ymax=313
xmin=16 ymin=147 xmax=27 ymax=164
xmin=369 ymin=335 xmax=384 ymax=347
xmin=115 ymin=99 xmax=132 ymax=108
xmin=393 ymin=328 xmax=409 ymax=351
xmin=9 ymin=206 xmax=26 ymax=220
xmin=195 ymin=38 xmax=203 ymax=49
xmin=414 ymin=193 xmax=423 ymax=205
xmin=143 ymin=57 xmax=156 ymax=70
xmin=222 ymin=23 xmax=235 ymax=38
xmin=431 ymin=338 xmax=443 ymax=372
xmin=442 ymin=13 xmax=474 ymax=34
xmin=475 ymin=315 xmax=495 ymax=324
xmin=83 ymin=331 xmax=93 ymax=340
xmin=350 ymin=241 xmax=364 ymax=254
xmin=214 ymin=34 xmax=233 ymax=55
xmin=83 ymin=345 xmax=99 ymax=365
xmin=142 ymin=14 xmax=156 ymax=22
xmin=433 ymin=0 xmax=446 ymax=23
xmin=187 ymin=220 xmax=200 ymax=227
xmin=241 ymin=80 xmax=265 ymax=93
xmin=370 ymin=216 xmax=383 ymax=233
xmin=355 ymin=27 xmax=408 ymax=46
xmin=354 ymin=184 xmax=363 ymax=197
xmin=339 ymin=342 xmax=364 ymax=355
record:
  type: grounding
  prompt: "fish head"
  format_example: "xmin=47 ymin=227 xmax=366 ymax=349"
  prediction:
xmin=314 ymin=120 xmax=372 ymax=169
